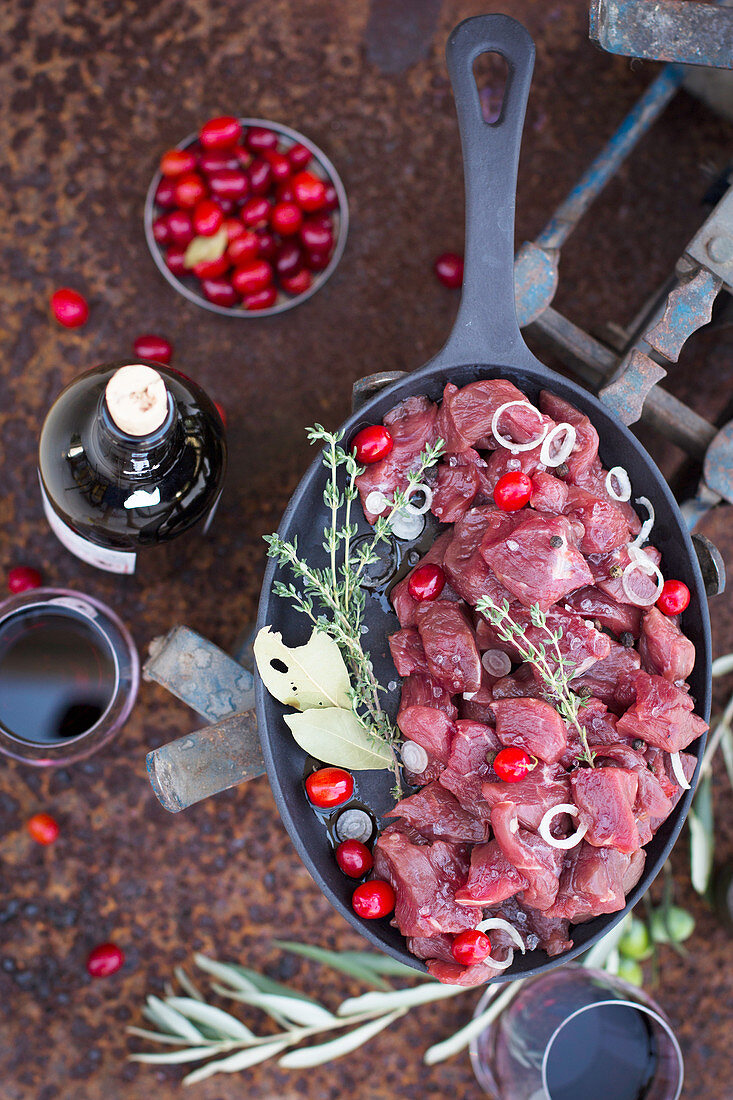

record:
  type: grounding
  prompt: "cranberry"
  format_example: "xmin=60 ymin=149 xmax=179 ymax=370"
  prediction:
xmin=154 ymin=177 xmax=177 ymax=208
xmin=165 ymin=245 xmax=187 ymax=276
xmin=198 ymin=150 xmax=239 ymax=175
xmin=50 ymin=288 xmax=89 ymax=328
xmin=173 ymin=171 xmax=207 ymax=209
xmin=223 ymin=217 xmax=246 ymax=242
xmin=657 ymin=580 xmax=690 ymax=616
xmin=86 ymin=943 xmax=125 ymax=978
xmin=305 ymin=766 xmax=354 ymax=808
xmin=451 ymin=929 xmax=492 ymax=966
xmin=193 ymin=254 xmax=230 ymax=280
xmin=199 ymin=115 xmax=242 ymax=151
xmin=256 ymin=230 xmax=278 ymax=260
xmin=8 ymin=565 xmax=43 ymax=593
xmin=166 ymin=209 xmax=195 ymax=246
xmin=276 ymin=181 xmax=296 ymax=203
xmin=336 ymin=839 xmax=373 ymax=878
xmin=209 ymin=168 xmax=250 ymax=204
xmin=160 ymin=147 xmax=197 ymax=178
xmin=133 ymin=334 xmax=173 ymax=364
xmin=408 ymin=563 xmax=446 ymax=602
xmin=214 ymin=400 xmax=227 ymax=427
xmin=27 ymin=813 xmax=59 ymax=845
xmin=245 ymin=125 xmax=278 ymax=153
xmin=152 ymin=215 xmax=171 ymax=245
xmin=193 ymin=199 xmax=224 ymax=237
xmin=288 ymin=142 xmax=312 ymax=171
xmin=305 ymin=249 xmax=332 ymax=272
xmin=243 ymin=286 xmax=278 ymax=310
xmin=241 ymin=196 xmax=271 ymax=228
xmin=281 ymin=269 xmax=312 ymax=296
xmin=292 ymin=170 xmax=327 ymax=212
xmin=352 ymin=424 xmax=393 ymax=464
xmin=232 ymin=259 xmax=273 ymax=296
xmin=352 ymin=880 xmax=395 ymax=920
xmin=217 ymin=198 xmax=236 ymax=215
xmin=248 ymin=157 xmax=273 ymax=196
xmin=494 ymin=471 xmax=533 ymax=511
xmin=275 ymin=241 xmax=304 ymax=279
xmin=265 ymin=150 xmax=291 ymax=182
xmin=300 ymin=219 xmax=333 ymax=253
xmin=234 ymin=144 xmax=252 ymax=168
xmin=271 ymin=201 xmax=303 ymax=236
xmin=227 ymin=232 xmax=260 ymax=266
xmin=493 ymin=746 xmax=537 ymax=782
xmin=201 ymin=277 xmax=238 ymax=308
xmin=434 ymin=252 xmax=464 ymax=289
xmin=322 ymin=182 xmax=339 ymax=212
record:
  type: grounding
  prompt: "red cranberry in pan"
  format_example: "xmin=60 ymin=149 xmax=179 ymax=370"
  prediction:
xmin=265 ymin=150 xmax=292 ymax=182
xmin=275 ymin=241 xmax=305 ymax=279
xmin=322 ymin=182 xmax=339 ymax=211
xmin=154 ymin=177 xmax=177 ymax=208
xmin=336 ymin=839 xmax=373 ymax=878
xmin=451 ymin=930 xmax=492 ymax=966
xmin=152 ymin=215 xmax=171 ymax=245
xmin=232 ymin=260 xmax=273 ymax=296
xmin=288 ymin=143 xmax=312 ymax=171
xmin=352 ymin=425 xmax=393 ymax=464
xmin=292 ymin=170 xmax=327 ymax=212
xmin=166 ymin=209 xmax=195 ymax=246
xmin=241 ymin=196 xmax=271 ymax=228
xmin=494 ymin=471 xmax=533 ymax=512
xmin=192 ymin=254 xmax=230 ymax=280
xmin=256 ymin=230 xmax=278 ymax=260
xmin=201 ymin=277 xmax=238 ymax=307
xmin=209 ymin=169 xmax=250 ymax=204
xmin=198 ymin=150 xmax=239 ymax=175
xmin=165 ymin=245 xmax=187 ymax=276
xmin=305 ymin=767 xmax=354 ymax=808
xmin=352 ymin=880 xmax=395 ymax=919
xmin=223 ymin=217 xmax=246 ymax=242
xmin=494 ymin=746 xmax=537 ymax=782
xmin=271 ymin=201 xmax=303 ymax=237
xmin=227 ymin=232 xmax=260 ymax=266
xmin=657 ymin=580 xmax=690 ymax=616
xmin=408 ymin=563 xmax=446 ymax=602
xmin=434 ymin=252 xmax=464 ymax=288
xmin=304 ymin=249 xmax=332 ymax=272
xmin=300 ymin=219 xmax=332 ymax=253
xmin=276 ymin=180 xmax=296 ymax=203
xmin=199 ymin=115 xmax=242 ymax=151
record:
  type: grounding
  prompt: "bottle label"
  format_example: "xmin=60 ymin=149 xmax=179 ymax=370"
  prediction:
xmin=39 ymin=480 xmax=137 ymax=575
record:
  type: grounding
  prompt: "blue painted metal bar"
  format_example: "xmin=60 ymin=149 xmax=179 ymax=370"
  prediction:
xmin=536 ymin=65 xmax=684 ymax=251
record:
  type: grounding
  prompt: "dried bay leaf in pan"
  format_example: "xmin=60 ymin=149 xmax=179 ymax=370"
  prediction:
xmin=253 ymin=626 xmax=351 ymax=712
xmin=284 ymin=708 xmax=394 ymax=770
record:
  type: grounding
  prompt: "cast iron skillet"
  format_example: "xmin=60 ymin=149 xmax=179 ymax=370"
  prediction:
xmin=256 ymin=14 xmax=711 ymax=979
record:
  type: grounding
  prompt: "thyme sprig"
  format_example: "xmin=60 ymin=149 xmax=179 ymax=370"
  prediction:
xmin=475 ymin=596 xmax=596 ymax=767
xmin=264 ymin=425 xmax=444 ymax=789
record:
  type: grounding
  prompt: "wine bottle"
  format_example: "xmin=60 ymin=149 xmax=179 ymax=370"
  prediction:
xmin=38 ymin=359 xmax=227 ymax=573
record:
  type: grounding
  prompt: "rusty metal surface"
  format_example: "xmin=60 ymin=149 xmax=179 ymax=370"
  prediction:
xmin=645 ymin=268 xmax=723 ymax=362
xmin=600 ymin=349 xmax=667 ymax=424
xmin=0 ymin=2 xmax=732 ymax=1098
xmin=590 ymin=0 xmax=733 ymax=68
xmin=686 ymin=182 xmax=733 ymax=292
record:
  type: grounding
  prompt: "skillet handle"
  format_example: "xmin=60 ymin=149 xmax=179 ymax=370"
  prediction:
xmin=434 ymin=15 xmax=535 ymax=369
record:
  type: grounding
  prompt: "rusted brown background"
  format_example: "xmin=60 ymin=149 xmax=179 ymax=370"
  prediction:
xmin=0 ymin=1 xmax=732 ymax=1097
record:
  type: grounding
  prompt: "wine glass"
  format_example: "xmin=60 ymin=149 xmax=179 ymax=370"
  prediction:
xmin=470 ymin=964 xmax=684 ymax=1100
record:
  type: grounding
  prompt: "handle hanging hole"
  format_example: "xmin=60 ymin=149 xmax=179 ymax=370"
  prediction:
xmin=473 ymin=51 xmax=508 ymax=124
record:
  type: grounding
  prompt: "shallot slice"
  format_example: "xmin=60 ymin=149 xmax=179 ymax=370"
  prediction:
xmin=401 ymin=740 xmax=429 ymax=774
xmin=403 ymin=484 xmax=433 ymax=516
xmin=622 ymin=558 xmax=664 ymax=606
xmin=540 ymin=423 xmax=577 ymax=468
xmin=669 ymin=751 xmax=691 ymax=791
xmin=482 ymin=649 xmax=512 ymax=677
xmin=491 ymin=400 xmax=548 ymax=453
xmin=485 ymin=947 xmax=514 ymax=971
xmin=539 ymin=803 xmax=588 ymax=849
xmin=630 ymin=496 xmax=655 ymax=547
xmin=606 ymin=466 xmax=632 ymax=502
xmin=365 ymin=490 xmax=387 ymax=515
xmin=476 ymin=918 xmax=526 ymax=954
xmin=388 ymin=509 xmax=425 ymax=541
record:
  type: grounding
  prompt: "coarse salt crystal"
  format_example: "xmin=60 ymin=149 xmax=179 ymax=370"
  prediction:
xmin=506 ymin=539 xmax=519 ymax=551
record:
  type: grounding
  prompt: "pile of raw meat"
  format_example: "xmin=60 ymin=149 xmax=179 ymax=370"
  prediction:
xmin=355 ymin=379 xmax=707 ymax=986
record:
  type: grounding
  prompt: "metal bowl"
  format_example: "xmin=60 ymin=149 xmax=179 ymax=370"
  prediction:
xmin=143 ymin=118 xmax=349 ymax=318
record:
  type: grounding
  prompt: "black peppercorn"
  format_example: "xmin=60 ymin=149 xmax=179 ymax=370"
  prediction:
xmin=619 ymin=631 xmax=634 ymax=648
xmin=550 ymin=535 xmax=563 ymax=548
xmin=610 ymin=565 xmax=623 ymax=578
xmin=555 ymin=462 xmax=569 ymax=478
xmin=632 ymin=738 xmax=645 ymax=750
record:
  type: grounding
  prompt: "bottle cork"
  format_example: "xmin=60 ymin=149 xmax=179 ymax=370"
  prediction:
xmin=105 ymin=365 xmax=168 ymax=436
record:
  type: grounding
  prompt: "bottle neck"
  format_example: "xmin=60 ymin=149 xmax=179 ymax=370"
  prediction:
xmin=93 ymin=392 xmax=181 ymax=479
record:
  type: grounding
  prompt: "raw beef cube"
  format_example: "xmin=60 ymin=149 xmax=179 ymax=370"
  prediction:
xmin=491 ymin=801 xmax=564 ymax=911
xmin=530 ymin=471 xmax=569 ymax=514
xmin=396 ymin=705 xmax=455 ymax=765
xmin=572 ymin=641 xmax=640 ymax=714
xmin=482 ymin=761 xmax=572 ymax=832
xmin=571 ymin=766 xmax=640 ymax=854
xmin=388 ymin=627 xmax=430 ymax=677
xmin=547 ymin=843 xmax=643 ymax=923
xmin=564 ymin=586 xmax=642 ymax=638
xmin=524 ymin=605 xmax=610 ymax=681
xmin=638 ymin=606 xmax=695 ymax=683
xmin=539 ymin=390 xmax=599 ymax=486
xmin=490 ymin=895 xmax=573 ymax=958
xmin=588 ymin=544 xmax=662 ymax=608
xmin=443 ymin=506 xmax=509 ymax=605
xmin=356 ymin=395 xmax=439 ymax=522
xmin=416 ymin=600 xmax=482 ymax=693
xmin=438 ymin=719 xmax=500 ymax=821
xmin=398 ymin=673 xmax=457 ymax=721
xmin=437 ymin=379 xmax=552 ymax=453
xmin=454 ymin=840 xmax=529 ymax=907
xmin=563 ymin=484 xmax=633 ymax=554
xmin=431 ymin=450 xmax=492 ymax=522
xmin=386 ymin=783 xmax=489 ymax=844
xmin=616 ymin=671 xmax=708 ymax=753
xmin=491 ymin=697 xmax=568 ymax=765
xmin=481 ymin=512 xmax=593 ymax=611
xmin=491 ymin=664 xmax=540 ymax=700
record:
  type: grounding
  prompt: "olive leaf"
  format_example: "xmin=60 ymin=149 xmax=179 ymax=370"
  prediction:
xmin=254 ymin=626 xmax=351 ymax=712
xmin=689 ymin=770 xmax=714 ymax=895
xmin=284 ymin=707 xmax=394 ymax=770
xmin=183 ymin=226 xmax=228 ymax=269
xmin=278 ymin=1011 xmax=404 ymax=1068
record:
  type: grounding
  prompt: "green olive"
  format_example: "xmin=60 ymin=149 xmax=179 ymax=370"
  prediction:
xmin=618 ymin=916 xmax=653 ymax=960
xmin=650 ymin=906 xmax=695 ymax=945
xmin=617 ymin=958 xmax=644 ymax=987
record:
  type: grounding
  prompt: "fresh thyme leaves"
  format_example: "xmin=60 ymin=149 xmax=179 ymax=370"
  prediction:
xmin=475 ymin=596 xmax=596 ymax=767
xmin=263 ymin=424 xmax=445 ymax=789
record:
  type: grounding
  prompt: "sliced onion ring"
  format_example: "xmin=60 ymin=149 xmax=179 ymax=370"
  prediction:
xmin=606 ymin=466 xmax=631 ymax=502
xmin=388 ymin=509 xmax=425 ymax=541
xmin=485 ymin=947 xmax=514 ymax=971
xmin=539 ymin=803 xmax=588 ymax=849
xmin=622 ymin=558 xmax=664 ymax=606
xmin=400 ymin=740 xmax=429 ymax=774
xmin=482 ymin=649 xmax=512 ymax=678
xmin=669 ymin=751 xmax=691 ymax=791
xmin=476 ymin=918 xmax=526 ymax=954
xmin=630 ymin=496 xmax=655 ymax=547
xmin=540 ymin=423 xmax=577 ymax=468
xmin=365 ymin=490 xmax=387 ymax=515
xmin=491 ymin=400 xmax=548 ymax=453
xmin=404 ymin=484 xmax=433 ymax=516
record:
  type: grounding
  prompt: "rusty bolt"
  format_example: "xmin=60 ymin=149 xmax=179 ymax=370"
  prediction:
xmin=706 ymin=235 xmax=733 ymax=264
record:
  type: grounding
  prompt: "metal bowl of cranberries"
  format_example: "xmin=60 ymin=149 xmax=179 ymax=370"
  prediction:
xmin=144 ymin=116 xmax=349 ymax=317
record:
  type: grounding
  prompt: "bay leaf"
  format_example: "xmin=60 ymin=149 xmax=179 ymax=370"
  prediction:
xmin=284 ymin=707 xmax=393 ymax=770
xmin=183 ymin=227 xmax=228 ymax=269
xmin=254 ymin=626 xmax=351 ymax=712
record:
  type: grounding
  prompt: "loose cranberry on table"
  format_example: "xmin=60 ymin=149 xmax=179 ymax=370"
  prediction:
xmin=8 ymin=565 xmax=43 ymax=593
xmin=657 ymin=579 xmax=690 ymax=616
xmin=451 ymin=929 xmax=492 ymax=966
xmin=133 ymin=334 xmax=173 ymax=364
xmin=434 ymin=252 xmax=464 ymax=289
xmin=493 ymin=746 xmax=537 ymax=782
xmin=86 ymin=943 xmax=125 ymax=978
xmin=199 ymin=115 xmax=242 ymax=151
xmin=352 ymin=880 xmax=395 ymax=920
xmin=352 ymin=425 xmax=394 ymax=464
xmin=160 ymin=148 xmax=197 ymax=178
xmin=335 ymin=839 xmax=374 ymax=879
xmin=494 ymin=471 xmax=533 ymax=512
xmin=50 ymin=288 xmax=89 ymax=329
xmin=408 ymin=563 xmax=446 ymax=602
xmin=27 ymin=813 xmax=59 ymax=845
xmin=305 ymin=767 xmax=354 ymax=808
